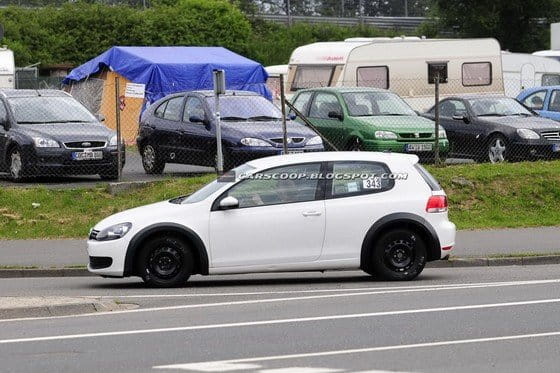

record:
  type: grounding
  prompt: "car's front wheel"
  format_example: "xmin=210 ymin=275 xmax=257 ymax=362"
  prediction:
xmin=487 ymin=135 xmax=508 ymax=163
xmin=136 ymin=235 xmax=194 ymax=287
xmin=366 ymin=229 xmax=427 ymax=281
xmin=9 ymin=147 xmax=26 ymax=182
xmin=141 ymin=145 xmax=165 ymax=174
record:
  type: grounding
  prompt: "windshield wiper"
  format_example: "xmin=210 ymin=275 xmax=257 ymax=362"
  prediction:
xmin=18 ymin=120 xmax=91 ymax=124
xmin=510 ymin=113 xmax=532 ymax=117
xmin=477 ymin=113 xmax=505 ymax=117
xmin=370 ymin=113 xmax=410 ymax=117
xmin=247 ymin=116 xmax=282 ymax=121
xmin=221 ymin=116 xmax=248 ymax=121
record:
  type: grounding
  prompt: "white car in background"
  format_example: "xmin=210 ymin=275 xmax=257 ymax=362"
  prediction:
xmin=87 ymin=152 xmax=456 ymax=287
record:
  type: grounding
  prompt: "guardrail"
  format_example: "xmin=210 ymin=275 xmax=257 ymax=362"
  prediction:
xmin=256 ymin=14 xmax=429 ymax=30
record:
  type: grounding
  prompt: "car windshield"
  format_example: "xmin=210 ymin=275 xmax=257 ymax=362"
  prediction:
xmin=180 ymin=163 xmax=256 ymax=204
xmin=342 ymin=92 xmax=416 ymax=117
xmin=468 ymin=97 xmax=533 ymax=117
xmin=206 ymin=95 xmax=282 ymax=121
xmin=8 ymin=96 xmax=97 ymax=124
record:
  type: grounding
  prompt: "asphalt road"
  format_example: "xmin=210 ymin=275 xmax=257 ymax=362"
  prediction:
xmin=1 ymin=265 xmax=560 ymax=372
xmin=1 ymin=226 xmax=559 ymax=267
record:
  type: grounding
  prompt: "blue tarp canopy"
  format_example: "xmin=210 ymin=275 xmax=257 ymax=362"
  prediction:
xmin=63 ymin=46 xmax=271 ymax=103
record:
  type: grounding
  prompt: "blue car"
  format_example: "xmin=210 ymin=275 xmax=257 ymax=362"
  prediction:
xmin=137 ymin=90 xmax=324 ymax=173
xmin=517 ymin=86 xmax=560 ymax=121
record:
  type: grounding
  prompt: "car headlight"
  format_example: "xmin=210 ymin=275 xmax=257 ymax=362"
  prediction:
xmin=33 ymin=137 xmax=59 ymax=148
xmin=517 ymin=129 xmax=540 ymax=140
xmin=438 ymin=129 xmax=447 ymax=139
xmin=374 ymin=131 xmax=398 ymax=140
xmin=109 ymin=135 xmax=118 ymax=146
xmin=94 ymin=222 xmax=132 ymax=241
xmin=306 ymin=136 xmax=323 ymax=146
xmin=240 ymin=138 xmax=272 ymax=147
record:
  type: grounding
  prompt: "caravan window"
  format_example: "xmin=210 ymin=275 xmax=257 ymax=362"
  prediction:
xmin=462 ymin=62 xmax=492 ymax=86
xmin=428 ymin=63 xmax=448 ymax=84
xmin=291 ymin=66 xmax=335 ymax=91
xmin=356 ymin=66 xmax=389 ymax=89
xmin=542 ymin=74 xmax=560 ymax=86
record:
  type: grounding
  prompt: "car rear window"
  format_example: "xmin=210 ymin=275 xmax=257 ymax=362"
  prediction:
xmin=414 ymin=163 xmax=442 ymax=191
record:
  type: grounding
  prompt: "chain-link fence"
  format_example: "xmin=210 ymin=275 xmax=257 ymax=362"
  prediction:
xmin=1 ymin=74 xmax=560 ymax=183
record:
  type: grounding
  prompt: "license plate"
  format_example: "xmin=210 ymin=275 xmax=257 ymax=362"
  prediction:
xmin=405 ymin=143 xmax=433 ymax=152
xmin=72 ymin=151 xmax=103 ymax=161
xmin=553 ymin=144 xmax=560 ymax=153
xmin=279 ymin=149 xmax=304 ymax=155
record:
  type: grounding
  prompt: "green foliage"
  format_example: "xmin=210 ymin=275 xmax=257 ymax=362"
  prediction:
xmin=431 ymin=0 xmax=560 ymax=52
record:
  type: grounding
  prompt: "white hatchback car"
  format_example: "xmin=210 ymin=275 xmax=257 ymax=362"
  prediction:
xmin=87 ymin=152 xmax=455 ymax=287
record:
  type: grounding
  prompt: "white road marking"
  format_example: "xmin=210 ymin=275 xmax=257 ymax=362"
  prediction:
xmin=257 ymin=368 xmax=342 ymax=373
xmin=1 ymin=298 xmax=559 ymax=344
xmin=2 ymin=278 xmax=560 ymax=323
xmin=92 ymin=278 xmax=560 ymax=299
xmin=158 ymin=362 xmax=262 ymax=372
xmin=153 ymin=331 xmax=560 ymax=370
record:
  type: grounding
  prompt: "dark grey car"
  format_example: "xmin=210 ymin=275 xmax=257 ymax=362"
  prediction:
xmin=0 ymin=90 xmax=124 ymax=181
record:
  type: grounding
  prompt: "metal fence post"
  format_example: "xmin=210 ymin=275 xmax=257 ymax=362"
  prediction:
xmin=213 ymin=70 xmax=225 ymax=175
xmin=114 ymin=77 xmax=123 ymax=181
xmin=434 ymin=73 xmax=441 ymax=166
xmin=279 ymin=74 xmax=288 ymax=155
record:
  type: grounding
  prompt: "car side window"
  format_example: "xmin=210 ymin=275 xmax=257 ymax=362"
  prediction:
xmin=309 ymin=93 xmax=342 ymax=119
xmin=522 ymin=91 xmax=547 ymax=110
xmin=549 ymin=91 xmax=560 ymax=112
xmin=154 ymin=101 xmax=168 ymax=118
xmin=0 ymin=101 xmax=7 ymax=124
xmin=291 ymin=91 xmax=313 ymax=116
xmin=439 ymin=100 xmax=467 ymax=118
xmin=162 ymin=97 xmax=183 ymax=121
xmin=183 ymin=97 xmax=206 ymax=122
xmin=224 ymin=163 xmax=322 ymax=208
xmin=330 ymin=161 xmax=394 ymax=198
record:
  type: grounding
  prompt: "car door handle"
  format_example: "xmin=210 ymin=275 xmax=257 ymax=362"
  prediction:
xmin=302 ymin=211 xmax=322 ymax=217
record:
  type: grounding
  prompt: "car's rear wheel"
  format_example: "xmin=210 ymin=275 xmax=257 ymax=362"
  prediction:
xmin=136 ymin=235 xmax=194 ymax=287
xmin=366 ymin=229 xmax=427 ymax=281
xmin=347 ymin=138 xmax=363 ymax=151
xmin=142 ymin=145 xmax=165 ymax=174
xmin=9 ymin=147 xmax=26 ymax=182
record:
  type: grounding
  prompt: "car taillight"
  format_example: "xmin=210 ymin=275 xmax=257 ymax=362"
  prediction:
xmin=426 ymin=195 xmax=448 ymax=213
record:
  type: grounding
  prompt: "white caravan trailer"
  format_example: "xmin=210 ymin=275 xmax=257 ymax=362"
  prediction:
xmin=502 ymin=51 xmax=560 ymax=96
xmin=0 ymin=47 xmax=15 ymax=89
xmin=286 ymin=37 xmax=504 ymax=110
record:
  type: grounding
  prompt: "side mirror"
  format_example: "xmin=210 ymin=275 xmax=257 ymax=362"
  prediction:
xmin=189 ymin=115 xmax=208 ymax=125
xmin=288 ymin=113 xmax=297 ymax=120
xmin=96 ymin=113 xmax=106 ymax=122
xmin=452 ymin=115 xmax=470 ymax=124
xmin=328 ymin=111 xmax=343 ymax=121
xmin=219 ymin=196 xmax=239 ymax=210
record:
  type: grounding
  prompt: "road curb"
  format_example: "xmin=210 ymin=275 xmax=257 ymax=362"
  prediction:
xmin=1 ymin=255 xmax=559 ymax=278
xmin=0 ymin=301 xmax=109 ymax=320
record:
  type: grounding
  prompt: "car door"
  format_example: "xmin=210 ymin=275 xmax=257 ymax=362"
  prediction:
xmin=520 ymin=90 xmax=550 ymax=119
xmin=151 ymin=96 xmax=185 ymax=161
xmin=426 ymin=99 xmax=469 ymax=156
xmin=179 ymin=95 xmax=215 ymax=166
xmin=544 ymin=90 xmax=560 ymax=121
xmin=307 ymin=92 xmax=346 ymax=150
xmin=0 ymin=101 xmax=9 ymax=168
xmin=209 ymin=162 xmax=326 ymax=268
xmin=321 ymin=161 xmax=397 ymax=262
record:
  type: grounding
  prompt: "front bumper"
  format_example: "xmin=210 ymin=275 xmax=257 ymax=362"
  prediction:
xmin=510 ymin=140 xmax=560 ymax=159
xmin=86 ymin=237 xmax=130 ymax=277
xmin=361 ymin=139 xmax=450 ymax=155
xmin=228 ymin=144 xmax=324 ymax=164
xmin=22 ymin=145 xmax=125 ymax=176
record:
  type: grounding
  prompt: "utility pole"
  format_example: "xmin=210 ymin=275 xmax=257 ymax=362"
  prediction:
xmin=286 ymin=0 xmax=292 ymax=27
xmin=358 ymin=0 xmax=364 ymax=24
xmin=404 ymin=0 xmax=408 ymax=17
xmin=341 ymin=0 xmax=344 ymax=17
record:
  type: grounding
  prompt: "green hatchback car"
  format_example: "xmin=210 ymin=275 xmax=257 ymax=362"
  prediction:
xmin=290 ymin=87 xmax=449 ymax=160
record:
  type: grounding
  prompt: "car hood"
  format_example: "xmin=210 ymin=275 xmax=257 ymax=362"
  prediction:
xmin=352 ymin=115 xmax=437 ymax=132
xmin=16 ymin=122 xmax=115 ymax=142
xmin=478 ymin=116 xmax=560 ymax=130
xmin=221 ymin=120 xmax=317 ymax=141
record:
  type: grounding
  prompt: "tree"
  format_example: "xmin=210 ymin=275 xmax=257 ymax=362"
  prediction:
xmin=432 ymin=0 xmax=560 ymax=52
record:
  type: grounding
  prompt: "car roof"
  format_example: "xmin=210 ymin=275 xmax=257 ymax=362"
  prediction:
xmin=296 ymin=87 xmax=389 ymax=94
xmin=0 ymin=89 xmax=70 ymax=98
xmin=443 ymin=94 xmax=510 ymax=101
xmin=246 ymin=151 xmax=419 ymax=170
xmin=518 ymin=85 xmax=560 ymax=98
xmin=165 ymin=90 xmax=260 ymax=98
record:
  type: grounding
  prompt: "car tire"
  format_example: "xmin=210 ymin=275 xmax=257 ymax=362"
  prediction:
xmin=366 ymin=229 xmax=427 ymax=281
xmin=8 ymin=147 xmax=26 ymax=182
xmin=141 ymin=145 xmax=165 ymax=174
xmin=136 ymin=235 xmax=194 ymax=288
xmin=487 ymin=134 xmax=508 ymax=163
xmin=347 ymin=138 xmax=364 ymax=151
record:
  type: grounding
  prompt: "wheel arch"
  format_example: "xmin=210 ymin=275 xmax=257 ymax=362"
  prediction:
xmin=123 ymin=223 xmax=209 ymax=277
xmin=360 ymin=213 xmax=441 ymax=271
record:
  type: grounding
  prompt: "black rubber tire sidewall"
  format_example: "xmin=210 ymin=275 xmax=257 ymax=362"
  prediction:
xmin=136 ymin=235 xmax=194 ymax=287
xmin=368 ymin=229 xmax=427 ymax=281
xmin=142 ymin=145 xmax=165 ymax=174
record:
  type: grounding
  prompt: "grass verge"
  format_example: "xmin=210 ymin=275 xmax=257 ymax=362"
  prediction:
xmin=0 ymin=160 xmax=559 ymax=239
